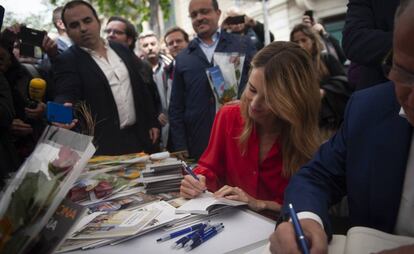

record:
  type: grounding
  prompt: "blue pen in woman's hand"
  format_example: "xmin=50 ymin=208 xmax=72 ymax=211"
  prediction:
xmin=182 ymin=161 xmax=206 ymax=193
xmin=182 ymin=161 xmax=199 ymax=180
xmin=288 ymin=203 xmax=310 ymax=254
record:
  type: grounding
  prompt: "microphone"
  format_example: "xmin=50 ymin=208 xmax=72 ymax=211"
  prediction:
xmin=26 ymin=78 xmax=46 ymax=109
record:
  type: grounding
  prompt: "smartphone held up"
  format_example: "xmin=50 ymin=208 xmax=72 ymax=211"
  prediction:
xmin=18 ymin=26 xmax=46 ymax=58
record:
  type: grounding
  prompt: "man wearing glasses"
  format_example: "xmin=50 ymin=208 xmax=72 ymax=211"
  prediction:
xmin=269 ymin=0 xmax=414 ymax=253
xmin=104 ymin=16 xmax=159 ymax=114
xmin=169 ymin=0 xmax=256 ymax=160
xmin=104 ymin=16 xmax=137 ymax=52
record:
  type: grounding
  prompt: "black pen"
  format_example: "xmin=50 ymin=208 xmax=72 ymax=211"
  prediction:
xmin=288 ymin=203 xmax=310 ymax=254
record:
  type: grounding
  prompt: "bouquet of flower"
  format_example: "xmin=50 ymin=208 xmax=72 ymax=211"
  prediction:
xmin=0 ymin=126 xmax=95 ymax=254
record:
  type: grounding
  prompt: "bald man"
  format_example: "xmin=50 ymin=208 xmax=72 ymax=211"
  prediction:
xmin=269 ymin=0 xmax=414 ymax=253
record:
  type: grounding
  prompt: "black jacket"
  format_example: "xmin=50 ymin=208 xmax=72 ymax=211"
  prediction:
xmin=53 ymin=42 xmax=159 ymax=155
xmin=0 ymin=73 xmax=19 ymax=187
xmin=342 ymin=0 xmax=400 ymax=90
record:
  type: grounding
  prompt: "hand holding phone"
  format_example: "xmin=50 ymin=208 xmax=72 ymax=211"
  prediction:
xmin=226 ymin=15 xmax=245 ymax=25
xmin=18 ymin=26 xmax=46 ymax=58
xmin=47 ymin=102 xmax=73 ymax=124
xmin=19 ymin=26 xmax=46 ymax=47
xmin=304 ymin=10 xmax=314 ymax=24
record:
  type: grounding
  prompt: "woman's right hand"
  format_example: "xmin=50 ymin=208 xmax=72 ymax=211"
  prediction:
xmin=180 ymin=174 xmax=207 ymax=199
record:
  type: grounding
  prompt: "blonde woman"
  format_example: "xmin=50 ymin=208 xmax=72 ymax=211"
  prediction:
xmin=180 ymin=41 xmax=321 ymax=213
xmin=290 ymin=24 xmax=350 ymax=133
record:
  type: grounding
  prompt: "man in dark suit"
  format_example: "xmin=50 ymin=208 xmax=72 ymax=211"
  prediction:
xmin=169 ymin=0 xmax=256 ymax=160
xmin=270 ymin=1 xmax=414 ymax=253
xmin=53 ymin=0 xmax=159 ymax=155
xmin=342 ymin=0 xmax=400 ymax=90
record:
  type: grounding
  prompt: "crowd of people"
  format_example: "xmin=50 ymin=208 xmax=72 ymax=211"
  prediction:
xmin=1 ymin=0 xmax=413 ymax=253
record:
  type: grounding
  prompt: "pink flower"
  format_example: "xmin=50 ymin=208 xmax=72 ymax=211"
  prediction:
xmin=49 ymin=146 xmax=80 ymax=174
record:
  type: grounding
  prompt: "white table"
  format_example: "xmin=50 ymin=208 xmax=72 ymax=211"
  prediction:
xmin=68 ymin=208 xmax=276 ymax=254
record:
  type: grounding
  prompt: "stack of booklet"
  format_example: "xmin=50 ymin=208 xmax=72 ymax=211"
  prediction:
xmin=140 ymin=160 xmax=184 ymax=194
xmin=55 ymin=199 xmax=191 ymax=252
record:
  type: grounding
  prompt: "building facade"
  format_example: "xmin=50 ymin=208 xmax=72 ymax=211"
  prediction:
xmin=172 ymin=0 xmax=348 ymax=42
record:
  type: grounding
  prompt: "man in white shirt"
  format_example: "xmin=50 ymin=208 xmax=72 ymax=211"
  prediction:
xmin=138 ymin=31 xmax=172 ymax=149
xmin=269 ymin=1 xmax=414 ymax=253
xmin=53 ymin=0 xmax=159 ymax=155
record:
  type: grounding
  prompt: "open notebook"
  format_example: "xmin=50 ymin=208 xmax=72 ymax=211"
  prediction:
xmin=175 ymin=192 xmax=247 ymax=215
xmin=329 ymin=226 xmax=414 ymax=254
xmin=261 ymin=226 xmax=414 ymax=254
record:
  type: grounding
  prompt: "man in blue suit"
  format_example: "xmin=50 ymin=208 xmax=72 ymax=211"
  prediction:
xmin=270 ymin=1 xmax=414 ymax=253
xmin=53 ymin=0 xmax=159 ymax=155
xmin=169 ymin=0 xmax=256 ymax=160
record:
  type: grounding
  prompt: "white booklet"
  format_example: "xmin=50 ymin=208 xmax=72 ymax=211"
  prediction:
xmin=329 ymin=226 xmax=414 ymax=254
xmin=175 ymin=192 xmax=246 ymax=215
xmin=69 ymin=209 xmax=160 ymax=239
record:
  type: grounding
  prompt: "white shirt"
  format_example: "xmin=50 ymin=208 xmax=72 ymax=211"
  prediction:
xmin=82 ymin=40 xmax=136 ymax=129
xmin=394 ymin=108 xmax=414 ymax=236
xmin=195 ymin=29 xmax=220 ymax=63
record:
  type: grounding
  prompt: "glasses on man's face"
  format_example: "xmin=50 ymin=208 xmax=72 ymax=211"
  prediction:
xmin=388 ymin=63 xmax=414 ymax=87
xmin=189 ymin=8 xmax=213 ymax=19
xmin=103 ymin=29 xmax=126 ymax=36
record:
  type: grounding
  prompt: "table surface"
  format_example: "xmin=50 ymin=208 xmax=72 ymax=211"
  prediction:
xmin=67 ymin=207 xmax=276 ymax=254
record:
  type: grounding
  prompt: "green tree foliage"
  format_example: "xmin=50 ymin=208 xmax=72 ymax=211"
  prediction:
xmin=49 ymin=0 xmax=171 ymax=34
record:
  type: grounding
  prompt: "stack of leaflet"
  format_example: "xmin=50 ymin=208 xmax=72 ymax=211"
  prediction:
xmin=56 ymin=199 xmax=190 ymax=252
xmin=140 ymin=160 xmax=184 ymax=194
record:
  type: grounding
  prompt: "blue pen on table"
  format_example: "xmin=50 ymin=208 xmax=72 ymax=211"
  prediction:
xmin=173 ymin=223 xmax=223 ymax=249
xmin=172 ymin=227 xmax=205 ymax=249
xmin=185 ymin=224 xmax=224 ymax=251
xmin=288 ymin=203 xmax=310 ymax=254
xmin=156 ymin=222 xmax=207 ymax=242
xmin=184 ymin=223 xmax=224 ymax=248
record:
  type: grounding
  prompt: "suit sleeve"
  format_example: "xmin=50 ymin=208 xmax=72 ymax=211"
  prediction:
xmin=131 ymin=56 xmax=160 ymax=129
xmin=168 ymin=59 xmax=188 ymax=152
xmin=52 ymin=53 xmax=82 ymax=104
xmin=282 ymin=94 xmax=355 ymax=238
xmin=342 ymin=0 xmax=392 ymax=65
xmin=193 ymin=107 xmax=228 ymax=191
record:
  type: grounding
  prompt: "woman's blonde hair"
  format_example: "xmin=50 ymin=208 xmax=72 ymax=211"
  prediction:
xmin=239 ymin=41 xmax=321 ymax=177
xmin=290 ymin=24 xmax=329 ymax=80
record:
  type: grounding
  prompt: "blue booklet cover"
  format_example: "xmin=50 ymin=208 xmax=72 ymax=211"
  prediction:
xmin=207 ymin=66 xmax=225 ymax=97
